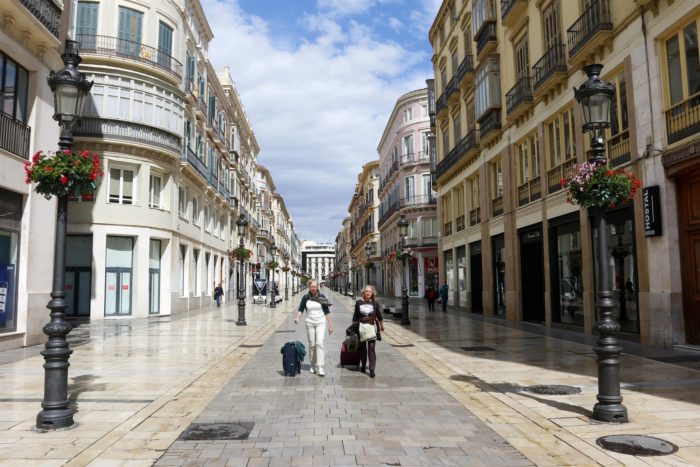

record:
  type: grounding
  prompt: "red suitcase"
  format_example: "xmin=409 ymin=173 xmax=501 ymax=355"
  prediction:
xmin=340 ymin=334 xmax=361 ymax=367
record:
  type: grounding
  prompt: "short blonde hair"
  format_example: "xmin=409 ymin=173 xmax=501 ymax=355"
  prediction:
xmin=362 ymin=284 xmax=376 ymax=298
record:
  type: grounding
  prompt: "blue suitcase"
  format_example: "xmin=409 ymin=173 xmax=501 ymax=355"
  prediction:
xmin=281 ymin=342 xmax=300 ymax=376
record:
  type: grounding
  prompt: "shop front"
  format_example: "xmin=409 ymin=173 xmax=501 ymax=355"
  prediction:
xmin=549 ymin=214 xmax=584 ymax=327
xmin=0 ymin=188 xmax=20 ymax=333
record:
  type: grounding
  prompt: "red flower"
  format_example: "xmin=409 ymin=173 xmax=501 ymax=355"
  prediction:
xmin=60 ymin=175 xmax=69 ymax=186
xmin=63 ymin=149 xmax=71 ymax=155
xmin=45 ymin=166 xmax=53 ymax=172
xmin=81 ymin=151 xmax=89 ymax=158
xmin=32 ymin=151 xmax=42 ymax=163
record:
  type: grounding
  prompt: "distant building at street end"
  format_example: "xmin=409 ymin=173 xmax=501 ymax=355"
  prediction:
xmin=301 ymin=241 xmax=335 ymax=283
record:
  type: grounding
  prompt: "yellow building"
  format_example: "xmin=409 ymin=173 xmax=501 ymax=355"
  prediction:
xmin=430 ymin=0 xmax=699 ymax=347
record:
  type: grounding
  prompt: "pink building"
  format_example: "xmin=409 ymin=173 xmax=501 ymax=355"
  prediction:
xmin=377 ymin=88 xmax=438 ymax=298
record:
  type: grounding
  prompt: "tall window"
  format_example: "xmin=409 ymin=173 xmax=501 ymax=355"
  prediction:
xmin=179 ymin=245 xmax=186 ymax=294
xmin=108 ymin=167 xmax=135 ymax=204
xmin=472 ymin=0 xmax=496 ymax=35
xmin=441 ymin=126 xmax=450 ymax=155
xmin=402 ymin=134 xmax=413 ymax=157
xmin=117 ymin=7 xmax=143 ymax=56
xmin=517 ymin=133 xmax=540 ymax=185
xmin=149 ymin=174 xmax=162 ymax=209
xmin=192 ymin=197 xmax=199 ymax=225
xmin=423 ymin=218 xmax=438 ymax=238
xmin=608 ymin=70 xmax=629 ymax=138
xmin=545 ymin=107 xmax=575 ymax=169
xmin=422 ymin=173 xmax=432 ymax=202
xmin=178 ymin=186 xmax=186 ymax=215
xmin=515 ymin=36 xmax=529 ymax=79
xmin=491 ymin=160 xmax=503 ymax=198
xmin=469 ymin=175 xmax=480 ymax=210
xmin=158 ymin=21 xmax=173 ymax=67
xmin=452 ymin=112 xmax=462 ymax=143
xmin=204 ymin=205 xmax=210 ymax=231
xmin=421 ymin=131 xmax=430 ymax=156
xmin=451 ymin=49 xmax=459 ymax=76
xmin=0 ymin=53 xmax=29 ymax=123
xmin=403 ymin=107 xmax=412 ymax=122
xmin=76 ymin=2 xmax=98 ymax=48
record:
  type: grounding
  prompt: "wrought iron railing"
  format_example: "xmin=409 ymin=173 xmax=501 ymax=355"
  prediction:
xmin=197 ymin=96 xmax=207 ymax=115
xmin=446 ymin=75 xmax=458 ymax=99
xmin=533 ymin=41 xmax=567 ymax=90
xmin=517 ymin=176 xmax=541 ymax=207
xmin=607 ymin=130 xmax=631 ymax=167
xmin=492 ymin=195 xmax=503 ymax=217
xmin=400 ymin=151 xmax=429 ymax=165
xmin=456 ymin=215 xmax=465 ymax=232
xmin=378 ymin=200 xmax=400 ymax=228
xmin=436 ymin=129 xmax=479 ymax=179
xmin=400 ymin=195 xmax=437 ymax=207
xmin=478 ymin=109 xmax=501 ymax=141
xmin=506 ymin=76 xmax=533 ymax=115
xmin=21 ymin=0 xmax=60 ymax=38
xmin=77 ymin=34 xmax=182 ymax=78
xmin=547 ymin=158 xmax=577 ymax=193
xmin=436 ymin=93 xmax=448 ymax=114
xmin=666 ymin=93 xmax=700 ymax=144
xmin=184 ymin=146 xmax=209 ymax=181
xmin=469 ymin=207 xmax=481 ymax=226
xmin=475 ymin=21 xmax=497 ymax=56
xmin=0 ymin=112 xmax=31 ymax=159
xmin=567 ymin=0 xmax=612 ymax=58
xmin=75 ymin=117 xmax=181 ymax=154
xmin=458 ymin=54 xmax=474 ymax=82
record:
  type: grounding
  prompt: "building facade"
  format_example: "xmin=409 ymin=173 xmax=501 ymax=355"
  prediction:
xmin=429 ymin=0 xmax=697 ymax=347
xmin=377 ymin=88 xmax=438 ymax=299
xmin=0 ymin=0 xmax=64 ymax=349
xmin=348 ymin=161 xmax=380 ymax=293
xmin=301 ymin=241 xmax=335 ymax=284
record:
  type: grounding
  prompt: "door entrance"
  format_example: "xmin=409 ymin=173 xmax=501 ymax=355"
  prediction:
xmin=679 ymin=171 xmax=700 ymax=344
xmin=520 ymin=227 xmax=545 ymax=323
xmin=105 ymin=268 xmax=132 ymax=315
xmin=469 ymin=242 xmax=483 ymax=313
xmin=65 ymin=267 xmax=91 ymax=317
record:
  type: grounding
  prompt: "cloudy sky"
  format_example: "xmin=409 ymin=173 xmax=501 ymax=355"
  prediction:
xmin=201 ymin=0 xmax=440 ymax=243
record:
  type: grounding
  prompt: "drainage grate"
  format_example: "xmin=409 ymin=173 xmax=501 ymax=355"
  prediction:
xmin=390 ymin=343 xmax=415 ymax=348
xmin=274 ymin=330 xmax=296 ymax=333
xmin=596 ymin=435 xmax=678 ymax=456
xmin=523 ymin=385 xmax=581 ymax=395
xmin=179 ymin=422 xmax=254 ymax=441
xmin=460 ymin=346 xmax=496 ymax=352
xmin=239 ymin=344 xmax=263 ymax=348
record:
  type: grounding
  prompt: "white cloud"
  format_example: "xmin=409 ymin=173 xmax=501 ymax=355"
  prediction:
xmin=388 ymin=17 xmax=402 ymax=33
xmin=201 ymin=0 xmax=432 ymax=242
xmin=316 ymin=0 xmax=374 ymax=17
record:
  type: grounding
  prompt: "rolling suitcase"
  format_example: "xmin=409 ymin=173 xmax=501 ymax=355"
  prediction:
xmin=281 ymin=342 xmax=300 ymax=376
xmin=340 ymin=334 xmax=361 ymax=367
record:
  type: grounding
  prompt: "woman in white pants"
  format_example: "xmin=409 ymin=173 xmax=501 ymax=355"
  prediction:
xmin=294 ymin=280 xmax=334 ymax=376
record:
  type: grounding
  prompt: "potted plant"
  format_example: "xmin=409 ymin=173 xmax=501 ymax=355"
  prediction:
xmin=363 ymin=261 xmax=373 ymax=269
xmin=561 ymin=162 xmax=641 ymax=209
xmin=265 ymin=260 xmax=279 ymax=270
xmin=228 ymin=246 xmax=252 ymax=261
xmin=281 ymin=266 xmax=290 ymax=272
xmin=24 ymin=149 xmax=102 ymax=199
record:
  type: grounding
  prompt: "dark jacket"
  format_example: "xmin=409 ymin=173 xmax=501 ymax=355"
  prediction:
xmin=214 ymin=286 xmax=224 ymax=298
xmin=297 ymin=293 xmax=331 ymax=315
xmin=352 ymin=299 xmax=383 ymax=340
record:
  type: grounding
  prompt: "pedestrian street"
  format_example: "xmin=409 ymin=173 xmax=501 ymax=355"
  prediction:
xmin=3 ymin=290 xmax=700 ymax=465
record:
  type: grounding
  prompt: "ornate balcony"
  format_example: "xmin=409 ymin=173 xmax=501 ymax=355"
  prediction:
xmin=446 ymin=75 xmax=459 ymax=103
xmin=435 ymin=129 xmax=480 ymax=181
xmin=475 ymin=21 xmax=497 ymax=61
xmin=436 ymin=93 xmax=448 ymax=117
xmin=532 ymin=42 xmax=567 ymax=97
xmin=400 ymin=151 xmax=429 ymax=166
xmin=666 ymin=93 xmax=700 ymax=145
xmin=183 ymin=146 xmax=209 ymax=182
xmin=400 ymin=194 xmax=437 ymax=208
xmin=469 ymin=207 xmax=481 ymax=226
xmin=547 ymin=158 xmax=577 ymax=194
xmin=20 ymin=0 xmax=61 ymax=38
xmin=0 ymin=112 xmax=31 ymax=159
xmin=607 ymin=130 xmax=631 ymax=167
xmin=505 ymin=76 xmax=533 ymax=121
xmin=378 ymin=200 xmax=400 ymax=229
xmin=75 ymin=117 xmax=181 ymax=155
xmin=517 ymin=176 xmax=541 ymax=207
xmin=195 ymin=97 xmax=207 ymax=121
xmin=567 ymin=0 xmax=613 ymax=69
xmin=77 ymin=34 xmax=183 ymax=80
xmin=457 ymin=54 xmax=475 ymax=86
xmin=501 ymin=0 xmax=527 ymax=29
xmin=477 ymin=108 xmax=502 ymax=145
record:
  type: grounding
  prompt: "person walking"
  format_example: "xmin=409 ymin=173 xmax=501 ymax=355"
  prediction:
xmin=439 ymin=283 xmax=449 ymax=312
xmin=352 ymin=285 xmax=384 ymax=378
xmin=425 ymin=285 xmax=438 ymax=312
xmin=294 ymin=280 xmax=334 ymax=376
xmin=213 ymin=282 xmax=224 ymax=307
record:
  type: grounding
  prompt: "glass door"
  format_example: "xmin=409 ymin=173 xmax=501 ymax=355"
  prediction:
xmin=105 ymin=236 xmax=133 ymax=316
xmin=149 ymin=239 xmax=161 ymax=315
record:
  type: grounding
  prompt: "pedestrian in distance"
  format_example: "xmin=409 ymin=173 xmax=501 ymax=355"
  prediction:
xmin=439 ymin=283 xmax=449 ymax=312
xmin=213 ymin=282 xmax=224 ymax=307
xmin=294 ymin=279 xmax=334 ymax=376
xmin=352 ymin=285 xmax=384 ymax=378
xmin=425 ymin=285 xmax=438 ymax=312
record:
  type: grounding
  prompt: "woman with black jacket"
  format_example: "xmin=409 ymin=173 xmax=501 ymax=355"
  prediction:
xmin=352 ymin=285 xmax=384 ymax=378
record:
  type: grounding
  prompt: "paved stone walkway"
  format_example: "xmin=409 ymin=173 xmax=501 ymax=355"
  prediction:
xmin=157 ymin=292 xmax=531 ymax=466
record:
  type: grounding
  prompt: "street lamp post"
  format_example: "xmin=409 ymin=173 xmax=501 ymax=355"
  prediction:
xmin=269 ymin=243 xmax=277 ymax=308
xmin=574 ymin=63 xmax=628 ymax=423
xmin=284 ymin=253 xmax=289 ymax=300
xmin=37 ymin=40 xmax=93 ymax=431
xmin=364 ymin=243 xmax=372 ymax=286
xmin=236 ymin=214 xmax=248 ymax=326
xmin=398 ymin=214 xmax=410 ymax=325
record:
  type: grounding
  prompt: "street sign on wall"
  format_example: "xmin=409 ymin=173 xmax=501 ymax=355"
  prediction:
xmin=643 ymin=186 xmax=662 ymax=237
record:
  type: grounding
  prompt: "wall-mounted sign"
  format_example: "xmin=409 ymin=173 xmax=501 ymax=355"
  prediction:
xmin=643 ymin=186 xmax=662 ymax=237
xmin=425 ymin=257 xmax=439 ymax=273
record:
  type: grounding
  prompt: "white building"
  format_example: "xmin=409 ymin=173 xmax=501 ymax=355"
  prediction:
xmin=301 ymin=241 xmax=335 ymax=283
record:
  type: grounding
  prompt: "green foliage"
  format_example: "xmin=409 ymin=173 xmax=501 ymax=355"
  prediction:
xmin=265 ymin=260 xmax=279 ymax=270
xmin=229 ymin=246 xmax=252 ymax=261
xmin=562 ymin=162 xmax=642 ymax=209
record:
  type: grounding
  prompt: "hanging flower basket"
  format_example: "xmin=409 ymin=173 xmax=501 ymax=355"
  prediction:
xmin=228 ymin=246 xmax=252 ymax=261
xmin=363 ymin=261 xmax=373 ymax=269
xmin=24 ymin=149 xmax=102 ymax=200
xmin=265 ymin=260 xmax=279 ymax=270
xmin=398 ymin=248 xmax=414 ymax=261
xmin=281 ymin=266 xmax=290 ymax=272
xmin=562 ymin=162 xmax=641 ymax=209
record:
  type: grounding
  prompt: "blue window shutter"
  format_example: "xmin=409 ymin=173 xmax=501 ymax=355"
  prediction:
xmin=158 ymin=21 xmax=173 ymax=68
xmin=118 ymin=7 xmax=143 ymax=56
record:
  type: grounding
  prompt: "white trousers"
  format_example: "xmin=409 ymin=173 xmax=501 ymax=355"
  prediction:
xmin=305 ymin=320 xmax=326 ymax=370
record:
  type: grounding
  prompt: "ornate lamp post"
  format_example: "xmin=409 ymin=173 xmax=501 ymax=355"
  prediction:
xmin=397 ymin=214 xmax=410 ymax=325
xmin=284 ymin=253 xmax=289 ymax=300
xmin=574 ymin=63 xmax=628 ymax=423
xmin=235 ymin=214 xmax=248 ymax=326
xmin=269 ymin=242 xmax=277 ymax=308
xmin=37 ymin=40 xmax=93 ymax=431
